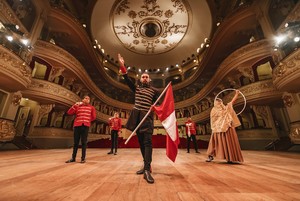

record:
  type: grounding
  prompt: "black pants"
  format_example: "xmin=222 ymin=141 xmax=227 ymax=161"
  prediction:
xmin=110 ymin=130 xmax=118 ymax=153
xmin=137 ymin=131 xmax=152 ymax=171
xmin=187 ymin=135 xmax=198 ymax=152
xmin=72 ymin=125 xmax=89 ymax=160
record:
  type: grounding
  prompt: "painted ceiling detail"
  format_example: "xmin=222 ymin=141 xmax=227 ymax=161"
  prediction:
xmin=112 ymin=0 xmax=189 ymax=55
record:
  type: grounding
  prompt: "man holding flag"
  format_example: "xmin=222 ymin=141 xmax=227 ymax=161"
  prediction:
xmin=118 ymin=54 xmax=159 ymax=184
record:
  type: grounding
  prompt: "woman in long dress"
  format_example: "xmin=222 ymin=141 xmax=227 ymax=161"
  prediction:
xmin=206 ymin=90 xmax=244 ymax=163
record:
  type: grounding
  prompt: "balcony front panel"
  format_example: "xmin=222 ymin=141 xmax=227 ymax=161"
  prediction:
xmin=0 ymin=46 xmax=31 ymax=92
xmin=22 ymin=79 xmax=80 ymax=107
xmin=273 ymin=49 xmax=300 ymax=92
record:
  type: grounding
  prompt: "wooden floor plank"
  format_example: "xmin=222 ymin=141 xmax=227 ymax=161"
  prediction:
xmin=0 ymin=148 xmax=300 ymax=201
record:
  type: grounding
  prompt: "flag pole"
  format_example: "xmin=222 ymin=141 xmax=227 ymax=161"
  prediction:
xmin=125 ymin=82 xmax=172 ymax=144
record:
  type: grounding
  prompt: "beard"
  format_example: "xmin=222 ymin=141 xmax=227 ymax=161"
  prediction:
xmin=141 ymin=82 xmax=150 ymax=87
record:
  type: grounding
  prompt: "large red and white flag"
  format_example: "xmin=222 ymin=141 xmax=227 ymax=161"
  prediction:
xmin=153 ymin=84 xmax=179 ymax=162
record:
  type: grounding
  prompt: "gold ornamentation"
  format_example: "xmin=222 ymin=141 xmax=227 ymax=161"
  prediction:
xmin=0 ymin=47 xmax=32 ymax=82
xmin=282 ymin=94 xmax=294 ymax=108
xmin=273 ymin=50 xmax=300 ymax=85
xmin=0 ymin=119 xmax=16 ymax=142
xmin=34 ymin=40 xmax=133 ymax=111
xmin=12 ymin=92 xmax=22 ymax=106
xmin=289 ymin=121 xmax=300 ymax=144
xmin=290 ymin=127 xmax=300 ymax=138
xmin=112 ymin=0 xmax=189 ymax=54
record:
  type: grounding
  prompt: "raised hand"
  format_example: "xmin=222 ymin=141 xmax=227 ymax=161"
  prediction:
xmin=118 ymin=53 xmax=127 ymax=73
xmin=118 ymin=53 xmax=124 ymax=66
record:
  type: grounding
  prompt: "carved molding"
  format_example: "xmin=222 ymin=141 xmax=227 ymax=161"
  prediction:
xmin=175 ymin=39 xmax=273 ymax=108
xmin=186 ymin=80 xmax=282 ymax=123
xmin=34 ymin=40 xmax=133 ymax=110
xmin=23 ymin=78 xmax=80 ymax=106
xmin=273 ymin=49 xmax=300 ymax=90
xmin=0 ymin=118 xmax=16 ymax=142
xmin=0 ymin=46 xmax=32 ymax=87
xmin=220 ymin=40 xmax=272 ymax=70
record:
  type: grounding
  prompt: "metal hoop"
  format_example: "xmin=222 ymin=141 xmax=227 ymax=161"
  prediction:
xmin=214 ymin=88 xmax=246 ymax=115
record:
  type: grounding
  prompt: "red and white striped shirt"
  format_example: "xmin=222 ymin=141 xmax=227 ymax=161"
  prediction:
xmin=67 ymin=104 xmax=96 ymax=127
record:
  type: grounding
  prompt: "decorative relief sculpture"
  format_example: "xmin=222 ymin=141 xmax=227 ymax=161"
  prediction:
xmin=0 ymin=119 xmax=16 ymax=141
xmin=282 ymin=93 xmax=294 ymax=108
xmin=290 ymin=127 xmax=300 ymax=141
xmin=0 ymin=51 xmax=31 ymax=81
xmin=273 ymin=51 xmax=300 ymax=84
xmin=113 ymin=0 xmax=189 ymax=54
xmin=11 ymin=92 xmax=22 ymax=106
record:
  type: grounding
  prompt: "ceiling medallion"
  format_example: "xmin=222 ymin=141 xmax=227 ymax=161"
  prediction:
xmin=112 ymin=0 xmax=189 ymax=55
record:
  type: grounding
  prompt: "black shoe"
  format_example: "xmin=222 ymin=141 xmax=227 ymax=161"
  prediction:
xmin=206 ymin=155 xmax=214 ymax=162
xmin=136 ymin=168 xmax=144 ymax=175
xmin=65 ymin=158 xmax=75 ymax=163
xmin=196 ymin=150 xmax=200 ymax=153
xmin=227 ymin=161 xmax=233 ymax=164
xmin=187 ymin=151 xmax=190 ymax=153
xmin=107 ymin=151 xmax=113 ymax=154
xmin=80 ymin=159 xmax=86 ymax=163
xmin=114 ymin=152 xmax=117 ymax=155
xmin=136 ymin=165 xmax=152 ymax=174
xmin=144 ymin=170 xmax=154 ymax=184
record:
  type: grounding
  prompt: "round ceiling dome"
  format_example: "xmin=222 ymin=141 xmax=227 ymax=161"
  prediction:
xmin=111 ymin=0 xmax=190 ymax=55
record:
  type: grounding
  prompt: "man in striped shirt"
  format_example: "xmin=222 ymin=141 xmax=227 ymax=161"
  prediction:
xmin=65 ymin=96 xmax=96 ymax=163
xmin=118 ymin=54 xmax=159 ymax=184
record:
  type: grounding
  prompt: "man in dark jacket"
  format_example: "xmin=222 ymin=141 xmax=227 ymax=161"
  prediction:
xmin=118 ymin=53 xmax=159 ymax=184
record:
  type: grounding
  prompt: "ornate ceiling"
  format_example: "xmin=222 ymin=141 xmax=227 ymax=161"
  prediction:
xmin=91 ymin=0 xmax=212 ymax=70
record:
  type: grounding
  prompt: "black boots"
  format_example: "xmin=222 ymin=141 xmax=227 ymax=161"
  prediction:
xmin=136 ymin=168 xmax=144 ymax=175
xmin=65 ymin=158 xmax=75 ymax=163
xmin=65 ymin=158 xmax=86 ymax=163
xmin=136 ymin=166 xmax=152 ymax=175
xmin=144 ymin=170 xmax=154 ymax=184
xmin=108 ymin=151 xmax=117 ymax=155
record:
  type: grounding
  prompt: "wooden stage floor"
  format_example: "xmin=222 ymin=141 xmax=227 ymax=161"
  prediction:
xmin=0 ymin=148 xmax=299 ymax=201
